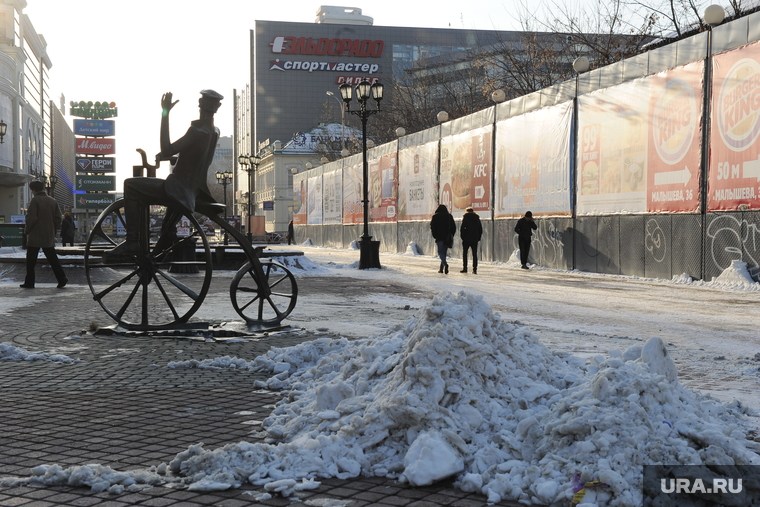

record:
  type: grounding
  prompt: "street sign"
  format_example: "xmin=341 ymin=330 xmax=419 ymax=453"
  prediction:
xmin=74 ymin=119 xmax=115 ymax=137
xmin=76 ymin=193 xmax=115 ymax=209
xmin=76 ymin=174 xmax=115 ymax=191
xmin=76 ymin=157 xmax=115 ymax=172
xmin=263 ymin=201 xmax=274 ymax=210
xmin=76 ymin=138 xmax=116 ymax=155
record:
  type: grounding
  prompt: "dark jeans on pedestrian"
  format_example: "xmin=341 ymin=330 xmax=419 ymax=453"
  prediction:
xmin=518 ymin=237 xmax=532 ymax=267
xmin=25 ymin=246 xmax=67 ymax=287
xmin=462 ymin=241 xmax=478 ymax=271
xmin=436 ymin=240 xmax=448 ymax=270
xmin=61 ymin=238 xmax=74 ymax=247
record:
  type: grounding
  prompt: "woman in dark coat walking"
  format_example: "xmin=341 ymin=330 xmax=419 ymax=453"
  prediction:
xmin=430 ymin=204 xmax=456 ymax=274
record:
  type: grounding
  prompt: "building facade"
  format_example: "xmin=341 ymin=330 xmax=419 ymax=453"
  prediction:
xmin=238 ymin=10 xmax=527 ymax=235
xmin=0 ymin=0 xmax=52 ymax=224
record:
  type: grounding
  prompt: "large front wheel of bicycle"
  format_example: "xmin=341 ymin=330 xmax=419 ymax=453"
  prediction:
xmin=84 ymin=200 xmax=213 ymax=330
xmin=230 ymin=261 xmax=297 ymax=325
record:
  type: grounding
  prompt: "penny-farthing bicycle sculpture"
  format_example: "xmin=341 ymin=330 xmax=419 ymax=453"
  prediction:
xmin=84 ymin=154 xmax=297 ymax=331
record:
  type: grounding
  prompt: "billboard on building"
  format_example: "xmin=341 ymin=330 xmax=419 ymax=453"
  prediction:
xmin=307 ymin=174 xmax=323 ymax=224
xmin=494 ymin=101 xmax=573 ymax=218
xmin=342 ymin=162 xmax=363 ymax=224
xmin=709 ymin=40 xmax=760 ymax=211
xmin=577 ymin=79 xmax=649 ymax=215
xmin=292 ymin=174 xmax=307 ymax=225
xmin=73 ymin=119 xmax=115 ymax=137
xmin=322 ymin=166 xmax=343 ymax=224
xmin=439 ymin=126 xmax=492 ymax=218
xmin=368 ymin=151 xmax=397 ymax=222
xmin=75 ymin=137 xmax=115 ymax=155
xmin=398 ymin=141 xmax=439 ymax=221
xmin=647 ymin=61 xmax=703 ymax=213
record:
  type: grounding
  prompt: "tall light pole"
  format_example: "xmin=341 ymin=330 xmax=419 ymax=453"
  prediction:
xmin=242 ymin=154 xmax=261 ymax=243
xmin=339 ymin=80 xmax=383 ymax=269
xmin=215 ymin=170 xmax=233 ymax=245
xmin=326 ymin=90 xmax=346 ymax=154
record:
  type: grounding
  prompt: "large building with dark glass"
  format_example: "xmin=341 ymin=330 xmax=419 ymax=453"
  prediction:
xmin=236 ymin=6 xmax=530 ymax=235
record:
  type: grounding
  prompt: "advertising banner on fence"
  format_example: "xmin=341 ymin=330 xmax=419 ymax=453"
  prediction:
xmin=647 ymin=60 xmax=703 ymax=213
xmin=342 ymin=162 xmax=363 ymax=224
xmin=307 ymin=174 xmax=323 ymax=225
xmin=577 ymin=79 xmax=649 ymax=215
xmin=398 ymin=141 xmax=439 ymax=221
xmin=439 ymin=126 xmax=492 ymax=218
xmin=494 ymin=101 xmax=573 ymax=218
xmin=368 ymin=152 xmax=397 ymax=222
xmin=710 ymin=40 xmax=760 ymax=210
xmin=322 ymin=167 xmax=343 ymax=224
xmin=292 ymin=174 xmax=307 ymax=225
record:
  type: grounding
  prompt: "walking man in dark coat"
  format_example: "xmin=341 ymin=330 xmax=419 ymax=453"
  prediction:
xmin=514 ymin=210 xmax=538 ymax=270
xmin=21 ymin=180 xmax=68 ymax=288
xmin=430 ymin=204 xmax=456 ymax=274
xmin=459 ymin=207 xmax=482 ymax=274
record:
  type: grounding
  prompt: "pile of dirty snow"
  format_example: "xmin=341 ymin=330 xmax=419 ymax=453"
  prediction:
xmin=2 ymin=292 xmax=757 ymax=507
xmin=671 ymin=261 xmax=760 ymax=291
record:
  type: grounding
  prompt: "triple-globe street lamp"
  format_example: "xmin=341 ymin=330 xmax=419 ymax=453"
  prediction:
xmin=338 ymin=80 xmax=383 ymax=269
xmin=238 ymin=153 xmax=261 ymax=243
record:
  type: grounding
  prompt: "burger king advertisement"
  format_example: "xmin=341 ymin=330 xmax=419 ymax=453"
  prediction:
xmin=322 ymin=167 xmax=343 ymax=225
xmin=709 ymin=41 xmax=760 ymax=211
xmin=342 ymin=162 xmax=363 ymax=224
xmin=494 ymin=101 xmax=573 ymax=218
xmin=439 ymin=126 xmax=493 ymax=218
xmin=368 ymin=150 xmax=398 ymax=222
xmin=647 ymin=61 xmax=703 ymax=213
xmin=398 ymin=141 xmax=439 ymax=221
xmin=577 ymin=79 xmax=649 ymax=215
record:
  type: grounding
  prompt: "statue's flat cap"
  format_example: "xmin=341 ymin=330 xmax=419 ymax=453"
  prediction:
xmin=200 ymin=89 xmax=224 ymax=101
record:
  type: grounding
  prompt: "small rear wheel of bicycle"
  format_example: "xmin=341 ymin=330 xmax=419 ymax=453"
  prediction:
xmin=230 ymin=260 xmax=297 ymax=325
xmin=84 ymin=200 xmax=213 ymax=330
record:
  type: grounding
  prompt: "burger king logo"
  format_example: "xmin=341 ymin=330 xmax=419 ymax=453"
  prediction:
xmin=652 ymin=78 xmax=697 ymax=164
xmin=717 ymin=57 xmax=760 ymax=152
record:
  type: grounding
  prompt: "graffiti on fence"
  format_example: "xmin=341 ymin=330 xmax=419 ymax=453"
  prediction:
xmin=706 ymin=214 xmax=760 ymax=280
xmin=515 ymin=221 xmax=567 ymax=268
xmin=645 ymin=218 xmax=667 ymax=263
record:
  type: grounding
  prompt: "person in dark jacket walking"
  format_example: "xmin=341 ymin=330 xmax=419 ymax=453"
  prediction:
xmin=514 ymin=210 xmax=538 ymax=269
xmin=287 ymin=220 xmax=294 ymax=245
xmin=21 ymin=180 xmax=68 ymax=288
xmin=60 ymin=212 xmax=75 ymax=246
xmin=459 ymin=207 xmax=482 ymax=274
xmin=430 ymin=204 xmax=456 ymax=274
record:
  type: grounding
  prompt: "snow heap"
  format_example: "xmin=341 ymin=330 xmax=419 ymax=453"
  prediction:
xmin=170 ymin=291 xmax=759 ymax=506
xmin=672 ymin=260 xmax=760 ymax=291
xmin=2 ymin=292 xmax=758 ymax=506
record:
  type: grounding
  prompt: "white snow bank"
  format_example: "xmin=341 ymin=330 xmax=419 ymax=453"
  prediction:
xmin=2 ymin=292 xmax=757 ymax=506
xmin=0 ymin=342 xmax=81 ymax=363
xmin=671 ymin=261 xmax=760 ymax=291
xmin=405 ymin=242 xmax=422 ymax=256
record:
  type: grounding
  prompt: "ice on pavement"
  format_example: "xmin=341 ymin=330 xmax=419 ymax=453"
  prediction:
xmin=2 ymin=291 xmax=758 ymax=507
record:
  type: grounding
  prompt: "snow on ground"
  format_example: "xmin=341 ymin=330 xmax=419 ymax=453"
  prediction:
xmin=0 ymin=342 xmax=82 ymax=363
xmin=1 ymin=291 xmax=759 ymax=507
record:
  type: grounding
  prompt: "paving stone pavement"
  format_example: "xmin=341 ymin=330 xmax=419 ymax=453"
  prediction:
xmin=0 ymin=266 xmax=525 ymax=507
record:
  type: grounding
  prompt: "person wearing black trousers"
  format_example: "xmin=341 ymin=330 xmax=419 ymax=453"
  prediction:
xmin=459 ymin=207 xmax=482 ymax=274
xmin=514 ymin=210 xmax=537 ymax=270
xmin=430 ymin=204 xmax=456 ymax=274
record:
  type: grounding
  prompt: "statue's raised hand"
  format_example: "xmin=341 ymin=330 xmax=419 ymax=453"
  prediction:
xmin=161 ymin=92 xmax=179 ymax=114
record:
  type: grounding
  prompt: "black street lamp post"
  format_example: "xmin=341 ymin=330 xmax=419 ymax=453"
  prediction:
xmin=339 ymin=80 xmax=383 ymax=269
xmin=239 ymin=154 xmax=261 ymax=243
xmin=215 ymin=170 xmax=233 ymax=245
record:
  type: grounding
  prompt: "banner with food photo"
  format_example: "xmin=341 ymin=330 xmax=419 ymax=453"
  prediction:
xmin=398 ymin=141 xmax=439 ymax=221
xmin=494 ymin=101 xmax=573 ymax=218
xmin=292 ymin=173 xmax=307 ymax=225
xmin=577 ymin=78 xmax=650 ymax=215
xmin=368 ymin=150 xmax=398 ymax=223
xmin=647 ymin=60 xmax=704 ymax=213
xmin=439 ymin=125 xmax=493 ymax=219
xmin=307 ymin=174 xmax=323 ymax=225
xmin=322 ymin=166 xmax=343 ymax=225
xmin=342 ymin=161 xmax=364 ymax=224
xmin=709 ymin=40 xmax=760 ymax=211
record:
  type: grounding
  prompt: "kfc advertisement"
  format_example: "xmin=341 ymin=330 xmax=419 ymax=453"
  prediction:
xmin=439 ymin=126 xmax=492 ymax=218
